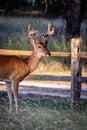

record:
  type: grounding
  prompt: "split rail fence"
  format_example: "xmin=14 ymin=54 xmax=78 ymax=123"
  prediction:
xmin=0 ymin=38 xmax=87 ymax=109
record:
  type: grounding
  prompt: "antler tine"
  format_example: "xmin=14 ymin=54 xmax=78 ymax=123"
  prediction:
xmin=43 ymin=23 xmax=54 ymax=38
xmin=28 ymin=24 xmax=31 ymax=34
xmin=47 ymin=23 xmax=54 ymax=36
xmin=42 ymin=23 xmax=54 ymax=45
xmin=28 ymin=24 xmax=38 ymax=38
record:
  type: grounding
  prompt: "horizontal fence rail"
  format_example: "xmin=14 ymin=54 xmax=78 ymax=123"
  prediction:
xmin=0 ymin=75 xmax=87 ymax=83
xmin=0 ymin=49 xmax=87 ymax=58
xmin=26 ymin=75 xmax=87 ymax=83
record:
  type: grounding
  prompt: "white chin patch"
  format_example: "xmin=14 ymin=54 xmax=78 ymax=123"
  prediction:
xmin=46 ymin=54 xmax=49 ymax=57
xmin=37 ymin=53 xmax=42 ymax=58
xmin=37 ymin=53 xmax=45 ymax=58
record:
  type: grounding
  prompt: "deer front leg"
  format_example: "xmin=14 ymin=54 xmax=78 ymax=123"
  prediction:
xmin=6 ymin=82 xmax=13 ymax=112
xmin=12 ymin=81 xmax=19 ymax=114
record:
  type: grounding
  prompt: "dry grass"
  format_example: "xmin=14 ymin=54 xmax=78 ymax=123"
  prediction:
xmin=0 ymin=99 xmax=87 ymax=130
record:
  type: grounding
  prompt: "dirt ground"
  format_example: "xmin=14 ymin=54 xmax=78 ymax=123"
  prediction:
xmin=0 ymin=80 xmax=87 ymax=100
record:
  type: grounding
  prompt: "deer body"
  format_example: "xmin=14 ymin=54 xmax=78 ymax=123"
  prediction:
xmin=0 ymin=24 xmax=54 ymax=113
xmin=0 ymin=53 xmax=41 ymax=82
xmin=0 ymin=55 xmax=28 ymax=81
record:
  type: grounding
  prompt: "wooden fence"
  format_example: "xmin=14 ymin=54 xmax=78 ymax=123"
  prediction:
xmin=0 ymin=38 xmax=87 ymax=109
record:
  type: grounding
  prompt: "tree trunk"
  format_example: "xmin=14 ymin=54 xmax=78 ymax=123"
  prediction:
xmin=66 ymin=0 xmax=81 ymax=40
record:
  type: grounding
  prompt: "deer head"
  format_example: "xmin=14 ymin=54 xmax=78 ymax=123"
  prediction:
xmin=28 ymin=24 xmax=54 ymax=57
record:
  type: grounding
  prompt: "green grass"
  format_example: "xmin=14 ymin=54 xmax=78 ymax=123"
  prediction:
xmin=0 ymin=99 xmax=87 ymax=130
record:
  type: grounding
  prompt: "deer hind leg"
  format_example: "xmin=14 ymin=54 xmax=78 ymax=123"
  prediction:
xmin=6 ymin=82 xmax=13 ymax=112
xmin=12 ymin=81 xmax=19 ymax=114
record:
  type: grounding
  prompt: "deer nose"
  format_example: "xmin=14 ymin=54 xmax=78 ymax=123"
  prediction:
xmin=46 ymin=51 xmax=51 ymax=56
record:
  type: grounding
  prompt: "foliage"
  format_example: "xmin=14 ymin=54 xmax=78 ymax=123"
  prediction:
xmin=0 ymin=15 xmax=86 ymax=51
xmin=0 ymin=16 xmax=69 ymax=50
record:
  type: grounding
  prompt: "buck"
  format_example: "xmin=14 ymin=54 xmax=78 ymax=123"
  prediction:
xmin=0 ymin=24 xmax=54 ymax=113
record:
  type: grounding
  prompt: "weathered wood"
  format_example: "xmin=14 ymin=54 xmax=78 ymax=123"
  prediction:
xmin=71 ymin=38 xmax=82 ymax=110
xmin=0 ymin=49 xmax=32 ymax=56
xmin=79 ymin=52 xmax=87 ymax=59
xmin=51 ymin=52 xmax=70 ymax=57
xmin=78 ymin=77 xmax=87 ymax=83
xmin=19 ymin=74 xmax=87 ymax=83
xmin=26 ymin=75 xmax=71 ymax=81
xmin=0 ymin=49 xmax=87 ymax=58
xmin=0 ymin=75 xmax=86 ymax=84
xmin=0 ymin=49 xmax=70 ymax=57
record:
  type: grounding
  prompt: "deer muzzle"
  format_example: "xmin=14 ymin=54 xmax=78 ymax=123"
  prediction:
xmin=46 ymin=51 xmax=51 ymax=57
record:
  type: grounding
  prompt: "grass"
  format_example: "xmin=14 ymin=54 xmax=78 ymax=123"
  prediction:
xmin=0 ymin=98 xmax=87 ymax=130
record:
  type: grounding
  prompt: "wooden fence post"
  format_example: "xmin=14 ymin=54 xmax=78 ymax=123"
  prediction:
xmin=71 ymin=38 xmax=82 ymax=110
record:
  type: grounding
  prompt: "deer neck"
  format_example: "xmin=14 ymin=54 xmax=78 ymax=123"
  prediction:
xmin=27 ymin=51 xmax=41 ymax=73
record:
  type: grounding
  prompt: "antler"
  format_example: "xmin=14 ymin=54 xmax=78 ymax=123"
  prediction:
xmin=28 ymin=24 xmax=39 ymax=46
xmin=28 ymin=24 xmax=38 ymax=38
xmin=42 ymin=23 xmax=54 ymax=44
xmin=28 ymin=24 xmax=54 ymax=47
xmin=43 ymin=23 xmax=54 ymax=37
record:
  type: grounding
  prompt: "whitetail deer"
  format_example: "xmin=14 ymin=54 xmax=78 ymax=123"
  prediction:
xmin=0 ymin=24 xmax=54 ymax=113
